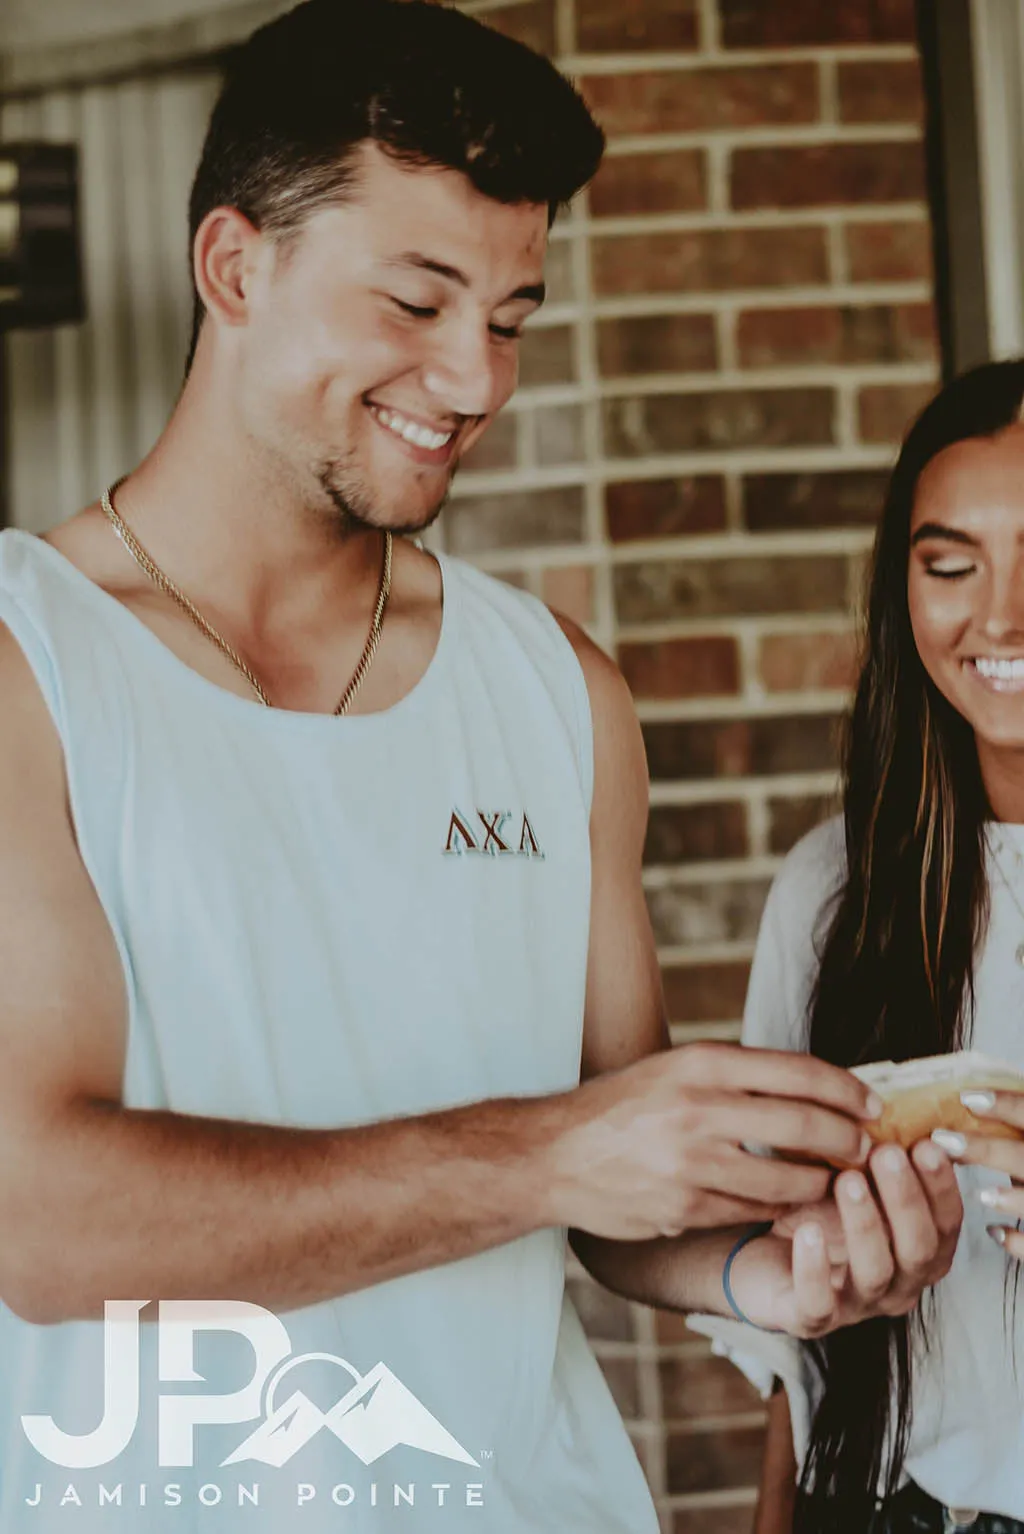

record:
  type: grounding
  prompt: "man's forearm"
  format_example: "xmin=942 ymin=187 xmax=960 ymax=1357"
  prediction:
xmin=3 ymin=1094 xmax=565 ymax=1324
xmin=569 ymin=1226 xmax=747 ymax=1318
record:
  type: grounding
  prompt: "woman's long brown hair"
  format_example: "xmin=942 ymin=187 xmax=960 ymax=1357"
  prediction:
xmin=794 ymin=360 xmax=1024 ymax=1532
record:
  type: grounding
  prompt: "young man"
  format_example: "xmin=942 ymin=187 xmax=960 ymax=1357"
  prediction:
xmin=0 ymin=3 xmax=962 ymax=1529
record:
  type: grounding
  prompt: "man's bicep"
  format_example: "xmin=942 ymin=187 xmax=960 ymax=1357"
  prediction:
xmin=553 ymin=615 xmax=669 ymax=1080
xmin=0 ymin=627 xmax=127 ymax=1129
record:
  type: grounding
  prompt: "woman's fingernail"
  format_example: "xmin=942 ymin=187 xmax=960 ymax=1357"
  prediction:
xmin=858 ymin=1132 xmax=874 ymax=1161
xmin=979 ymin=1187 xmax=1006 ymax=1208
xmin=916 ymin=1140 xmax=944 ymax=1172
xmin=961 ymin=1090 xmax=996 ymax=1114
xmin=863 ymin=1092 xmax=883 ymax=1120
xmin=842 ymin=1173 xmax=868 ymax=1203
xmin=931 ymin=1130 xmax=967 ymax=1158
xmin=797 ymin=1223 xmax=824 ymax=1250
xmin=988 ymin=1224 xmax=1009 ymax=1247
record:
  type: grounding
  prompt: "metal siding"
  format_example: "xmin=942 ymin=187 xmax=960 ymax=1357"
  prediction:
xmin=2 ymin=67 xmax=220 ymax=531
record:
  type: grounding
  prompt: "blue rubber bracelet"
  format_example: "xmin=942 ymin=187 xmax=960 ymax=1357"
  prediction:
xmin=722 ymin=1221 xmax=775 ymax=1326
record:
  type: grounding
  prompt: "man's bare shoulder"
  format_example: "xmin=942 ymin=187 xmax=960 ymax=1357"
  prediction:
xmin=549 ymin=609 xmax=635 ymax=725
xmin=548 ymin=609 xmax=648 ymax=824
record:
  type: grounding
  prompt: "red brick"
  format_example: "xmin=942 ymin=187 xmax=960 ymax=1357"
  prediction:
xmin=482 ymin=0 xmax=556 ymax=52
xmin=590 ymin=149 xmax=706 ymax=218
xmin=838 ymin=59 xmax=924 ymax=123
xmin=720 ymin=0 xmax=915 ymax=47
xmin=768 ymin=793 xmax=837 ymax=854
xmin=656 ymin=1309 xmax=697 ymax=1343
xmin=646 ymin=803 xmax=748 ymax=865
xmin=647 ymin=876 xmax=770 ymax=947
xmin=581 ymin=63 xmax=818 ymax=137
xmin=661 ymin=1351 xmax=764 ymax=1420
xmin=732 ymin=141 xmax=925 ymax=210
xmin=598 ymin=313 xmax=717 ymax=376
xmin=606 ymin=476 xmax=727 ymax=542
xmin=736 ymin=302 xmax=937 ymax=368
xmin=846 ymin=217 xmax=933 ymax=282
xmin=615 ymin=553 xmax=848 ymax=623
xmin=541 ymin=565 xmax=593 ymax=626
xmin=604 ymin=387 xmax=834 ymax=459
xmin=535 ymin=403 xmax=584 ymax=465
xmin=661 ymin=958 xmax=752 ymax=1020
xmin=592 ymin=225 xmax=829 ymax=296
xmin=518 ymin=325 xmax=576 ymax=386
xmin=759 ymin=629 xmax=859 ymax=692
xmin=577 ymin=0 xmax=698 ymax=51
xmin=666 ymin=1423 xmax=767 ymax=1493
xmin=446 ymin=485 xmax=583 ymax=554
xmin=673 ymin=1509 xmax=761 ymax=1534
xmin=643 ymin=713 xmax=842 ymax=781
xmin=597 ymin=1355 xmax=641 ymax=1419
xmin=460 ymin=413 xmax=517 ymax=472
xmin=743 ymin=469 xmax=888 ymax=532
xmin=620 ymin=635 xmax=740 ymax=699
xmin=544 ymin=240 xmax=575 ymax=304
xmin=566 ymin=1274 xmax=636 ymax=1340
xmin=858 ymin=380 xmax=935 ymax=443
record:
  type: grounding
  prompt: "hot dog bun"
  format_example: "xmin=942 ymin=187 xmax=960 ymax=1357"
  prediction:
xmin=850 ymin=1050 xmax=1024 ymax=1152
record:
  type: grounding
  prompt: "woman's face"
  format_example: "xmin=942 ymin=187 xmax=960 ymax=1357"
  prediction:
xmin=909 ymin=423 xmax=1024 ymax=760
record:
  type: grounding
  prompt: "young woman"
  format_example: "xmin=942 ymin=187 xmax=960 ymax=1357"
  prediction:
xmin=724 ymin=360 xmax=1024 ymax=1534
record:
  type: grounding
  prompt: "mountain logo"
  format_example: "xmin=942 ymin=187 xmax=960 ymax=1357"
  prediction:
xmin=222 ymin=1352 xmax=479 ymax=1470
xmin=21 ymin=1300 xmax=481 ymax=1473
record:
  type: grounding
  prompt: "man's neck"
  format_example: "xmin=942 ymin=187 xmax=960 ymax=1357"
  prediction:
xmin=109 ymin=368 xmax=381 ymax=640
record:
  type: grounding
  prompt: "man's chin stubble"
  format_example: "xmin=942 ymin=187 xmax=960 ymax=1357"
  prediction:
xmin=316 ymin=466 xmax=453 ymax=538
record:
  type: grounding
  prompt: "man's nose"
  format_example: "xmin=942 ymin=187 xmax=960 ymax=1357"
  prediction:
xmin=421 ymin=324 xmax=508 ymax=420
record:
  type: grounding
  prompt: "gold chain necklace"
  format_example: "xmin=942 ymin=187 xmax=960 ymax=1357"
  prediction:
xmin=100 ymin=483 xmax=392 ymax=715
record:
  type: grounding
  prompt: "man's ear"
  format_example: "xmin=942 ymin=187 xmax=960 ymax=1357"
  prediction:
xmin=192 ymin=205 xmax=264 ymax=332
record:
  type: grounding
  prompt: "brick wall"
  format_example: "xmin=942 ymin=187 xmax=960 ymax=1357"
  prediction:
xmin=454 ymin=0 xmax=939 ymax=1528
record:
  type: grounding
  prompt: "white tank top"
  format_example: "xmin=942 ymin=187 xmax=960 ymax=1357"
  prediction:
xmin=0 ymin=530 xmax=658 ymax=1534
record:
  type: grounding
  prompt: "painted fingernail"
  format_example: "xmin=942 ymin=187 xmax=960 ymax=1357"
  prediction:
xmin=841 ymin=1173 xmax=868 ymax=1203
xmin=863 ymin=1092 xmax=883 ymax=1120
xmin=979 ymin=1187 xmax=1007 ymax=1208
xmin=879 ymin=1145 xmax=906 ymax=1173
xmin=797 ymin=1223 xmax=824 ymax=1250
xmin=931 ymin=1130 xmax=967 ymax=1158
xmin=988 ymin=1224 xmax=1008 ymax=1247
xmin=916 ymin=1140 xmax=944 ymax=1171
xmin=961 ymin=1090 xmax=996 ymax=1114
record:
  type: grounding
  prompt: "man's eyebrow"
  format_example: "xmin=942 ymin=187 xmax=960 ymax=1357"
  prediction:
xmin=384 ymin=252 xmax=546 ymax=305
xmin=910 ymin=522 xmax=980 ymax=547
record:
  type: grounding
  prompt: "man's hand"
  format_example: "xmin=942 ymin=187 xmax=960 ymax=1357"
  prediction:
xmin=728 ymin=1139 xmax=963 ymax=1337
xmin=542 ymin=1040 xmax=881 ymax=1242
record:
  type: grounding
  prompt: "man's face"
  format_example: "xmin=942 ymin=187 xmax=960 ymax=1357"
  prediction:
xmin=234 ymin=141 xmax=549 ymax=533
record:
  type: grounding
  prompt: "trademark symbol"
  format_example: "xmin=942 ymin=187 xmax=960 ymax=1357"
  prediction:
xmin=479 ymin=1449 xmax=494 ymax=1461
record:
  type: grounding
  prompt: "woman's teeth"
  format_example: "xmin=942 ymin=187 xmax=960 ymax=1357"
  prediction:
xmin=370 ymin=405 xmax=453 ymax=452
xmin=971 ymin=657 xmax=1024 ymax=682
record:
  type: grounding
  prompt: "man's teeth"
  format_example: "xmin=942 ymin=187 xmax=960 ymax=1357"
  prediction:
xmin=371 ymin=406 xmax=453 ymax=451
xmin=973 ymin=657 xmax=1024 ymax=680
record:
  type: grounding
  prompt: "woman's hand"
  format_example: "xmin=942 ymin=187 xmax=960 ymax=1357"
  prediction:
xmin=728 ymin=1140 xmax=963 ymax=1337
xmin=931 ymin=1088 xmax=1024 ymax=1257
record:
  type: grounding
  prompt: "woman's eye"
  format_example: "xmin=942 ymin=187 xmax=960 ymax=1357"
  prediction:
xmin=925 ymin=561 xmax=976 ymax=580
xmin=392 ymin=299 xmax=438 ymax=319
xmin=490 ymin=323 xmax=522 ymax=341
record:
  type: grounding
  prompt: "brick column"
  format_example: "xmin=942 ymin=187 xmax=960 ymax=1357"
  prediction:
xmin=457 ymin=1 xmax=938 ymax=1528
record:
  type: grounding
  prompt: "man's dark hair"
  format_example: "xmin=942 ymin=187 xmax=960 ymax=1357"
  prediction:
xmin=186 ymin=0 xmax=605 ymax=366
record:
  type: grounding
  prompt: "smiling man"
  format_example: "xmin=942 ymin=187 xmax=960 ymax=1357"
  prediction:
xmin=0 ymin=2 xmax=958 ymax=1531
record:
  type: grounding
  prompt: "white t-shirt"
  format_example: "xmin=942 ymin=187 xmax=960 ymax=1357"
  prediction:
xmin=692 ymin=816 xmax=1024 ymax=1518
